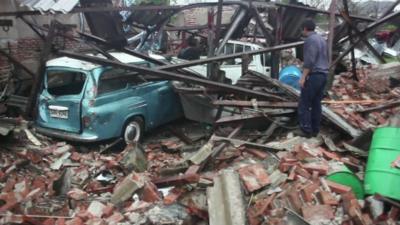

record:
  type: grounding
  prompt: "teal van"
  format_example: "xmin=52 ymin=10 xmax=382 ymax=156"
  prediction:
xmin=35 ymin=52 xmax=182 ymax=143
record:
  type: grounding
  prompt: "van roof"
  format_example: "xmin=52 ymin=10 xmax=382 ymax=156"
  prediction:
xmin=46 ymin=52 xmax=165 ymax=70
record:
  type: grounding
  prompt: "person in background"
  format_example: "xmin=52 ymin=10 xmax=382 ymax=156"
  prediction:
xmin=178 ymin=36 xmax=201 ymax=60
xmin=297 ymin=19 xmax=329 ymax=138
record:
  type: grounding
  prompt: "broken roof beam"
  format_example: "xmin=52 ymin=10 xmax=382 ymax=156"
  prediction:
xmin=58 ymin=50 xmax=284 ymax=101
xmin=158 ymin=41 xmax=304 ymax=71
xmin=340 ymin=11 xmax=385 ymax=64
xmin=275 ymin=2 xmax=374 ymax=22
xmin=213 ymin=100 xmax=298 ymax=108
xmin=0 ymin=5 xmax=181 ymax=17
xmin=248 ymin=71 xmax=362 ymax=138
xmin=0 ymin=49 xmax=36 ymax=78
xmin=331 ymin=10 xmax=400 ymax=69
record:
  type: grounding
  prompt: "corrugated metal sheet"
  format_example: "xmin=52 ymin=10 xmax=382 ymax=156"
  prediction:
xmin=18 ymin=0 xmax=80 ymax=13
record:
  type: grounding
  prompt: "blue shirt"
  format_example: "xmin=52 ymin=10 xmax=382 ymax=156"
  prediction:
xmin=303 ymin=32 xmax=329 ymax=74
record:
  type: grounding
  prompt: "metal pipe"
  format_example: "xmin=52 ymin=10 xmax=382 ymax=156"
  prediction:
xmin=58 ymin=50 xmax=286 ymax=101
xmin=159 ymin=41 xmax=304 ymax=71
xmin=331 ymin=10 xmax=400 ymax=68
xmin=275 ymin=2 xmax=374 ymax=22
xmin=216 ymin=9 xmax=247 ymax=55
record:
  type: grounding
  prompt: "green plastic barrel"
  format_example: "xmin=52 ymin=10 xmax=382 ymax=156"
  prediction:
xmin=327 ymin=165 xmax=364 ymax=199
xmin=364 ymin=127 xmax=400 ymax=200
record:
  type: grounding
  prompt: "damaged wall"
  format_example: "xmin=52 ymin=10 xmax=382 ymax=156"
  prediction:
xmin=0 ymin=0 xmax=86 ymax=89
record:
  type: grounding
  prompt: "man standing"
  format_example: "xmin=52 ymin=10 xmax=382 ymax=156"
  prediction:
xmin=297 ymin=19 xmax=329 ymax=138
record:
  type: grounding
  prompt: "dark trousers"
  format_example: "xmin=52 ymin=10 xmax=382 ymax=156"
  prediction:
xmin=298 ymin=73 xmax=327 ymax=134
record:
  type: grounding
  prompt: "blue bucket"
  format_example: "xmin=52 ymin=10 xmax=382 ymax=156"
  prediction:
xmin=279 ymin=65 xmax=301 ymax=90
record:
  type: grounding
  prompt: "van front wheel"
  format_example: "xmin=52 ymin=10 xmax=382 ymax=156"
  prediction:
xmin=123 ymin=117 xmax=144 ymax=144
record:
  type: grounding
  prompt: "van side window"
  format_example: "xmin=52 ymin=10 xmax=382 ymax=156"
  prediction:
xmin=222 ymin=43 xmax=235 ymax=65
xmin=47 ymin=71 xmax=86 ymax=96
xmin=98 ymin=68 xmax=145 ymax=95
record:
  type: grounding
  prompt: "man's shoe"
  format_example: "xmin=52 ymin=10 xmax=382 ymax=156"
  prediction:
xmin=293 ymin=129 xmax=312 ymax=138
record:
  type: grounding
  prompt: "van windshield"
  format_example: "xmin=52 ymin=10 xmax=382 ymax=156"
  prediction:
xmin=47 ymin=70 xmax=86 ymax=96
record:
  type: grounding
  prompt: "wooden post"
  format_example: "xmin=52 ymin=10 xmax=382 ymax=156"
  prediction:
xmin=325 ymin=0 xmax=337 ymax=92
xmin=25 ymin=20 xmax=57 ymax=119
xmin=343 ymin=0 xmax=358 ymax=81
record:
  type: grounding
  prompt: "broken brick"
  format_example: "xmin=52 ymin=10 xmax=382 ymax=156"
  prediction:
xmin=164 ymin=187 xmax=185 ymax=205
xmin=67 ymin=188 xmax=88 ymax=201
xmin=318 ymin=191 xmax=339 ymax=205
xmin=302 ymin=182 xmax=320 ymax=202
xmin=247 ymin=208 xmax=262 ymax=225
xmin=255 ymin=193 xmax=277 ymax=216
xmin=302 ymin=205 xmax=335 ymax=222
xmin=326 ymin=180 xmax=352 ymax=194
xmin=105 ymin=212 xmax=124 ymax=224
xmin=295 ymin=166 xmax=312 ymax=179
xmin=238 ymin=164 xmax=270 ymax=192
xmin=140 ymin=181 xmax=162 ymax=202
xmin=65 ymin=217 xmax=84 ymax=225
xmin=302 ymin=162 xmax=329 ymax=175
xmin=295 ymin=143 xmax=322 ymax=160
xmin=244 ymin=148 xmax=269 ymax=159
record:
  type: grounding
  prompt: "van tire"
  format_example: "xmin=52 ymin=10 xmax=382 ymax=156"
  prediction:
xmin=123 ymin=117 xmax=144 ymax=144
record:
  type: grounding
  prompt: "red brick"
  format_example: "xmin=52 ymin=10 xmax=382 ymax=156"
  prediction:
xmin=287 ymin=186 xmax=303 ymax=213
xmin=105 ymin=212 xmax=124 ymax=224
xmin=279 ymin=162 xmax=295 ymax=172
xmin=388 ymin=207 xmax=400 ymax=220
xmin=254 ymin=193 xmax=277 ymax=216
xmin=164 ymin=187 xmax=185 ymax=205
xmin=302 ymin=182 xmax=320 ymax=202
xmin=321 ymin=148 xmax=341 ymax=161
xmin=302 ymin=205 xmax=335 ymax=222
xmin=102 ymin=203 xmax=114 ymax=218
xmin=245 ymin=148 xmax=269 ymax=159
xmin=295 ymin=166 xmax=311 ymax=179
xmin=326 ymin=180 xmax=352 ymax=194
xmin=140 ymin=181 xmax=161 ymax=203
xmin=65 ymin=217 xmax=83 ymax=225
xmin=318 ymin=191 xmax=338 ymax=205
xmin=67 ymin=188 xmax=88 ymax=201
xmin=288 ymin=166 xmax=297 ymax=181
xmin=362 ymin=214 xmax=373 ymax=225
xmin=238 ymin=164 xmax=270 ymax=192
xmin=247 ymin=208 xmax=262 ymax=225
xmin=295 ymin=143 xmax=322 ymax=160
xmin=302 ymin=162 xmax=329 ymax=175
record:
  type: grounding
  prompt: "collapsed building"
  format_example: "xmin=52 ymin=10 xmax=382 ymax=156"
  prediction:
xmin=0 ymin=0 xmax=400 ymax=224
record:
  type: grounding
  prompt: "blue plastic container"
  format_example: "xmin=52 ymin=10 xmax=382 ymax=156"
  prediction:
xmin=279 ymin=65 xmax=302 ymax=90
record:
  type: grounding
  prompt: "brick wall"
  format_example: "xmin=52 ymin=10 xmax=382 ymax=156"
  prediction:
xmin=0 ymin=36 xmax=88 ymax=88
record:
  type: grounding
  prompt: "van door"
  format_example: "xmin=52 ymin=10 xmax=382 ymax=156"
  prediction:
xmin=37 ymin=69 xmax=86 ymax=133
xmin=220 ymin=43 xmax=256 ymax=84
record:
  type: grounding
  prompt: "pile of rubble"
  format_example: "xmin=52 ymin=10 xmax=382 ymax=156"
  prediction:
xmin=0 ymin=115 xmax=399 ymax=225
xmin=328 ymin=62 xmax=400 ymax=131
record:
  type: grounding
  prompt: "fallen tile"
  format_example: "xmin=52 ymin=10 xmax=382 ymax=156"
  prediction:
xmin=50 ymin=152 xmax=72 ymax=170
xmin=120 ymin=144 xmax=148 ymax=173
xmin=238 ymin=164 xmax=270 ymax=192
xmin=111 ymin=173 xmax=145 ymax=205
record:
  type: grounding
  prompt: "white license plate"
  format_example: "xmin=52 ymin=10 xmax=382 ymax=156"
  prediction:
xmin=49 ymin=109 xmax=69 ymax=119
